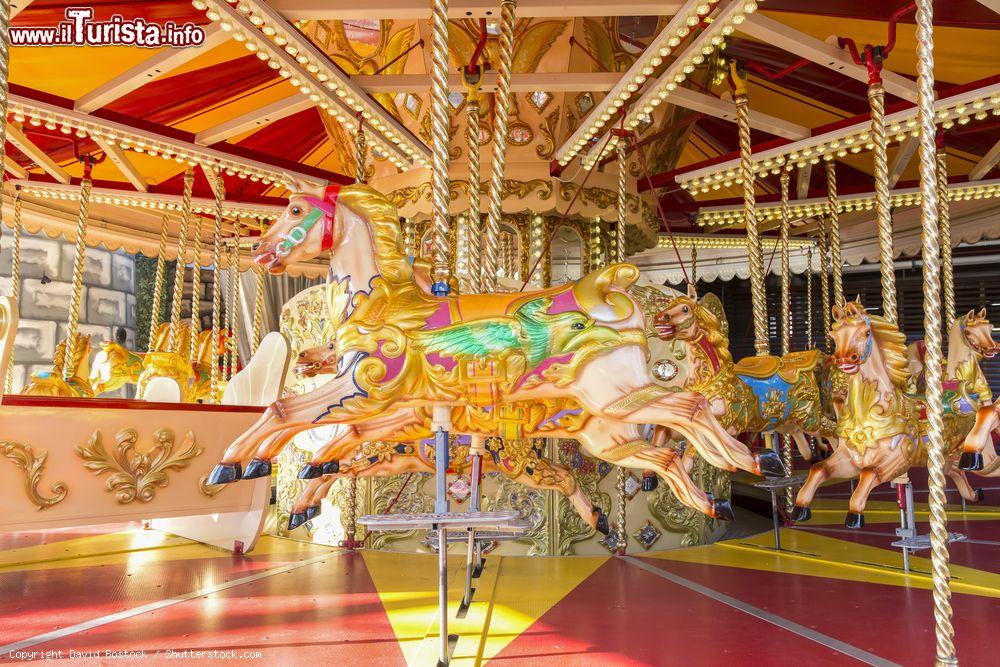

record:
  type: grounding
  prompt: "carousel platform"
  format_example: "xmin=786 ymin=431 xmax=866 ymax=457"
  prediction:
xmin=1 ymin=494 xmax=998 ymax=666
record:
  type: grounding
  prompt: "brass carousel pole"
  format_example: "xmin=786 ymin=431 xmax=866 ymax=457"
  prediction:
xmin=0 ymin=0 xmax=9 ymax=216
xmin=188 ymin=216 xmax=204 ymax=369
xmin=914 ymin=1 xmax=957 ymax=662
xmin=63 ymin=157 xmax=94 ymax=382
xmin=825 ymin=159 xmax=845 ymax=308
xmin=208 ymin=167 xmax=225 ymax=403
xmin=690 ymin=247 xmax=698 ymax=294
xmin=167 ymin=169 xmax=193 ymax=354
xmin=4 ymin=187 xmax=21 ymax=393
xmin=806 ymin=247 xmax=814 ymax=349
xmin=779 ymin=169 xmax=793 ymax=512
xmin=465 ymin=78 xmax=483 ymax=293
xmin=818 ymin=214 xmax=832 ymax=352
xmin=148 ymin=215 xmax=171 ymax=351
xmin=937 ymin=143 xmax=954 ymax=331
xmin=251 ymin=258 xmax=265 ymax=353
xmin=615 ymin=139 xmax=628 ymax=264
xmin=225 ymin=237 xmax=241 ymax=381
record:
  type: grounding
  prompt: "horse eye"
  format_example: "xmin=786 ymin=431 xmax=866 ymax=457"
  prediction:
xmin=328 ymin=343 xmax=335 ymax=349
xmin=298 ymin=352 xmax=305 ymax=357
xmin=571 ymin=322 xmax=585 ymax=330
xmin=291 ymin=206 xmax=302 ymax=215
xmin=682 ymin=306 xmax=689 ymax=313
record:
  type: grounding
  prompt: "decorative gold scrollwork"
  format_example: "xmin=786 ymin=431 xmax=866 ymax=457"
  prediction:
xmin=1 ymin=441 xmax=68 ymax=510
xmin=199 ymin=473 xmax=226 ymax=498
xmin=76 ymin=428 xmax=203 ymax=504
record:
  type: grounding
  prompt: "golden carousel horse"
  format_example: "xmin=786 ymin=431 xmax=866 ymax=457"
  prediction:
xmin=793 ymin=301 xmax=988 ymax=528
xmin=22 ymin=333 xmax=94 ymax=397
xmin=207 ymin=181 xmax=787 ymax=523
xmin=649 ymin=292 xmax=837 ymax=461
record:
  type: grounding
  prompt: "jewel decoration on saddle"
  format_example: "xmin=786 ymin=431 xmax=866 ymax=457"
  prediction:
xmin=1 ymin=441 xmax=69 ymax=510
xmin=76 ymin=428 xmax=203 ymax=504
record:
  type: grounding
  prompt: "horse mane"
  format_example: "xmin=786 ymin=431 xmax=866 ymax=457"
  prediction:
xmin=337 ymin=185 xmax=414 ymax=285
xmin=946 ymin=316 xmax=968 ymax=364
xmin=867 ymin=313 xmax=914 ymax=392
xmin=52 ymin=334 xmax=91 ymax=379
xmin=669 ymin=295 xmax=732 ymax=366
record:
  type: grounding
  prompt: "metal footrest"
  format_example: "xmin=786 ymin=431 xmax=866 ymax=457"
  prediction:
xmin=753 ymin=472 xmax=809 ymax=490
xmin=891 ymin=532 xmax=967 ymax=550
xmin=426 ymin=525 xmax=530 ymax=546
xmin=359 ymin=510 xmax=522 ymax=532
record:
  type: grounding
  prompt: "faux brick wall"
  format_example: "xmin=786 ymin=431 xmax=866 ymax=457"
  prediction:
xmin=1 ymin=230 xmax=136 ymax=395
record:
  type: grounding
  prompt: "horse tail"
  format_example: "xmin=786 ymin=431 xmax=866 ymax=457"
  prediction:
xmin=573 ymin=263 xmax=641 ymax=323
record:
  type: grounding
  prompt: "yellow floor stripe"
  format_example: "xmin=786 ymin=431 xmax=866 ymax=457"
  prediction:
xmin=647 ymin=529 xmax=1000 ymax=597
xmin=798 ymin=498 xmax=1000 ymax=526
xmin=362 ymin=549 xmax=606 ymax=666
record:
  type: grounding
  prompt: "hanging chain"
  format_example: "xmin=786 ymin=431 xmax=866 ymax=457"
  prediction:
xmin=825 ymin=159 xmax=845 ymax=307
xmin=937 ymin=149 xmax=954 ymax=331
xmin=168 ymin=169 xmax=193 ymax=354
xmin=466 ymin=94 xmax=482 ymax=292
xmin=428 ymin=0 xmax=453 ymax=292
xmin=4 ymin=189 xmax=21 ymax=393
xmin=209 ymin=167 xmax=225 ymax=403
xmin=482 ymin=0 xmax=517 ymax=292
xmin=870 ymin=83 xmax=897 ymax=323
xmin=616 ymin=139 xmax=628 ymax=264
xmin=188 ymin=215 xmax=204 ymax=367
xmin=63 ymin=159 xmax=93 ymax=381
xmin=914 ymin=2 xmax=956 ymax=663
xmin=148 ymin=214 xmax=170 ymax=351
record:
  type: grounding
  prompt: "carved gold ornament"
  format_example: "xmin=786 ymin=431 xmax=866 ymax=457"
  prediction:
xmin=76 ymin=428 xmax=203 ymax=504
xmin=1 ymin=441 xmax=68 ymax=510
xmin=199 ymin=473 xmax=227 ymax=498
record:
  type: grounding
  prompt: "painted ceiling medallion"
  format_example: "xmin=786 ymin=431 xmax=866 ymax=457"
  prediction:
xmin=507 ymin=121 xmax=534 ymax=146
xmin=76 ymin=428 xmax=203 ymax=504
xmin=1 ymin=441 xmax=68 ymax=510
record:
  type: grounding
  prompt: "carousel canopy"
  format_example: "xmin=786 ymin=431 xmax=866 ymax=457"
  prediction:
xmin=5 ymin=0 xmax=1000 ymax=279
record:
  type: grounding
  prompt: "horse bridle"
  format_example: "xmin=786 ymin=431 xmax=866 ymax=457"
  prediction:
xmin=274 ymin=184 xmax=341 ymax=257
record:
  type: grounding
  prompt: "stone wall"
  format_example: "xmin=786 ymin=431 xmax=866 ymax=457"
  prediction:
xmin=1 ymin=230 xmax=136 ymax=395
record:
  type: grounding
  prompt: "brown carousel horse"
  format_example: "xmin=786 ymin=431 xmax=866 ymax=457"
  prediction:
xmin=649 ymin=293 xmax=837 ymax=461
xmin=792 ymin=301 xmax=986 ymax=528
xmin=284 ymin=344 xmax=610 ymax=531
xmin=207 ymin=182 xmax=787 ymax=523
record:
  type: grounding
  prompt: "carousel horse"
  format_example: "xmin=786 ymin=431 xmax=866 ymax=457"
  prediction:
xmin=207 ymin=182 xmax=787 ymax=520
xmin=649 ymin=292 xmax=837 ymax=461
xmin=793 ymin=301 xmax=986 ymax=528
xmin=907 ymin=308 xmax=999 ymax=390
xmin=23 ymin=334 xmax=94 ymax=397
xmin=90 ymin=338 xmax=145 ymax=395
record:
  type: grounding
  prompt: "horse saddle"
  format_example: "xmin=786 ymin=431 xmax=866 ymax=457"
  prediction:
xmin=733 ymin=349 xmax=821 ymax=384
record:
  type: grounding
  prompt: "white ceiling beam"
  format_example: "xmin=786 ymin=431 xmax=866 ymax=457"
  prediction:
xmin=75 ymin=25 xmax=228 ymax=113
xmin=195 ymin=93 xmax=312 ymax=145
xmin=888 ymin=135 xmax=918 ymax=187
xmin=4 ymin=156 xmax=29 ymax=180
xmin=738 ymin=13 xmax=919 ymax=104
xmin=796 ymin=162 xmax=812 ymax=199
xmin=11 ymin=0 xmax=36 ymax=19
xmin=671 ymin=87 xmax=810 ymax=140
xmin=353 ymin=71 xmax=621 ymax=94
xmin=268 ymin=0 xmax=683 ymax=20
xmin=6 ymin=125 xmax=71 ymax=184
xmin=974 ymin=1 xmax=1000 ymax=15
xmin=93 ymin=137 xmax=148 ymax=192
xmin=970 ymin=138 xmax=1000 ymax=181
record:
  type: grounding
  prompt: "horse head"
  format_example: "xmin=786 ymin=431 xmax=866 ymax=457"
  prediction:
xmin=90 ymin=339 xmax=131 ymax=394
xmin=253 ymin=176 xmax=335 ymax=274
xmin=830 ymin=301 xmax=874 ymax=375
xmin=294 ymin=342 xmax=338 ymax=378
xmin=652 ymin=295 xmax=701 ymax=341
xmin=962 ymin=308 xmax=999 ymax=359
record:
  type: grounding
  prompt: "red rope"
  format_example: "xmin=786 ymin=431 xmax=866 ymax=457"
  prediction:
xmin=633 ymin=131 xmax=691 ymax=285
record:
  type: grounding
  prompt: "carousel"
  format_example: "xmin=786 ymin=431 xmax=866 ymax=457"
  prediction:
xmin=0 ymin=0 xmax=997 ymax=664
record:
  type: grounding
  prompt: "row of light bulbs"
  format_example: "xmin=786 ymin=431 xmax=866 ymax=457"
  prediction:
xmin=656 ymin=233 xmax=814 ymax=250
xmin=194 ymin=0 xmax=429 ymax=171
xmin=8 ymin=98 xmax=297 ymax=187
xmin=557 ymin=0 xmax=723 ymax=166
xmin=695 ymin=179 xmax=1000 ymax=227
xmin=679 ymin=89 xmax=1000 ymax=193
xmin=15 ymin=181 xmax=282 ymax=221
xmin=581 ymin=0 xmax=760 ymax=170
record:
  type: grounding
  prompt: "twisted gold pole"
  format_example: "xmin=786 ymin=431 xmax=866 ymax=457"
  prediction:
xmin=937 ymin=149 xmax=954 ymax=331
xmin=616 ymin=140 xmax=628 ymax=264
xmin=914 ymin=2 xmax=956 ymax=662
xmin=4 ymin=189 xmax=21 ymax=394
xmin=168 ymin=169 xmax=193 ymax=354
xmin=818 ymin=216 xmax=831 ymax=352
xmin=354 ymin=122 xmax=367 ymax=184
xmin=188 ymin=216 xmax=204 ymax=367
xmin=466 ymin=95 xmax=482 ymax=292
xmin=251 ymin=262 xmax=265 ymax=352
xmin=482 ymin=0 xmax=517 ymax=292
xmin=403 ymin=218 xmax=415 ymax=258
xmin=779 ymin=169 xmax=794 ymax=510
xmin=825 ymin=159 xmax=845 ymax=308
xmin=616 ymin=466 xmax=627 ymax=554
xmin=529 ymin=215 xmax=544 ymax=287
xmin=209 ymin=168 xmax=225 ymax=403
xmin=428 ymin=0 xmax=452 ymax=290
xmin=63 ymin=163 xmax=92 ymax=381
xmin=870 ymin=83 xmax=897 ymax=323
xmin=0 ymin=0 xmax=10 ymax=229
xmin=691 ymin=247 xmax=698 ymax=289
xmin=806 ymin=247 xmax=814 ymax=348
xmin=736 ymin=93 xmax=768 ymax=356
xmin=226 ymin=240 xmax=240 ymax=381
xmin=148 ymin=214 xmax=170 ymax=351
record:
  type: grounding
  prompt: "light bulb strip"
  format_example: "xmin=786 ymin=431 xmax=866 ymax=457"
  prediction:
xmin=8 ymin=92 xmax=324 ymax=188
xmin=198 ymin=0 xmax=429 ymax=169
xmin=555 ymin=0 xmax=721 ymax=165
xmin=655 ymin=233 xmax=815 ymax=250
xmin=677 ymin=79 xmax=1000 ymax=193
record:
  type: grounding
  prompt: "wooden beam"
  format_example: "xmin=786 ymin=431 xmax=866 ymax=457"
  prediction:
xmin=888 ymin=135 xmax=919 ymax=187
xmin=6 ymin=125 xmax=71 ymax=184
xmin=4 ymin=156 xmax=29 ymax=180
xmin=796 ymin=162 xmax=812 ymax=199
xmin=671 ymin=87 xmax=810 ymax=141
xmin=970 ymin=138 xmax=1000 ymax=181
xmin=195 ymin=93 xmax=312 ymax=145
xmin=739 ymin=13 xmax=919 ymax=103
xmin=268 ymin=0 xmax=683 ymax=19
xmin=975 ymin=0 xmax=1000 ymax=14
xmin=74 ymin=25 xmax=227 ymax=113
xmin=93 ymin=137 xmax=148 ymax=192
xmin=11 ymin=0 xmax=36 ymax=19
xmin=353 ymin=71 xmax=621 ymax=93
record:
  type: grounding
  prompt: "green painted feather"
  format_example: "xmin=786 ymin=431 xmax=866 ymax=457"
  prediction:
xmin=418 ymin=319 xmax=522 ymax=358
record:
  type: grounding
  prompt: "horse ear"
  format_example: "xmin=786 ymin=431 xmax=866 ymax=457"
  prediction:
xmin=832 ymin=304 xmax=846 ymax=322
xmin=978 ymin=307 xmax=987 ymax=319
xmin=966 ymin=309 xmax=977 ymax=323
xmin=687 ymin=283 xmax=698 ymax=299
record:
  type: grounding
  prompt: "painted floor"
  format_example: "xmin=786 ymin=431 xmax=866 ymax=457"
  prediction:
xmin=0 ymin=499 xmax=997 ymax=665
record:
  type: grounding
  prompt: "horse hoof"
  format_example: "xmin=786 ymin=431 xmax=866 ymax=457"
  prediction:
xmin=959 ymin=451 xmax=984 ymax=471
xmin=242 ymin=457 xmax=272 ymax=480
xmin=321 ymin=460 xmax=340 ymax=475
xmin=791 ymin=505 xmax=811 ymax=523
xmin=287 ymin=512 xmax=308 ymax=530
xmin=297 ymin=463 xmax=324 ymax=479
xmin=594 ymin=509 xmax=610 ymax=535
xmin=844 ymin=512 xmax=865 ymax=529
xmin=304 ymin=504 xmax=321 ymax=521
xmin=711 ymin=498 xmax=735 ymax=522
xmin=756 ymin=450 xmax=788 ymax=478
xmin=206 ymin=462 xmax=242 ymax=485
xmin=975 ymin=487 xmax=985 ymax=503
xmin=642 ymin=474 xmax=659 ymax=492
